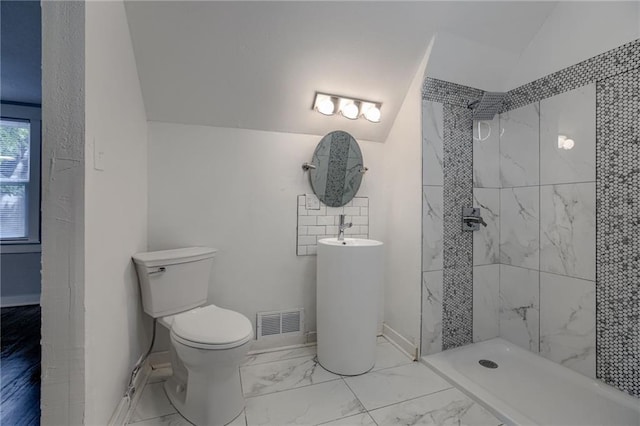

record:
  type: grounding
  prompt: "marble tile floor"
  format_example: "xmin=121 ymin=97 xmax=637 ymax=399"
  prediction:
xmin=127 ymin=337 xmax=503 ymax=426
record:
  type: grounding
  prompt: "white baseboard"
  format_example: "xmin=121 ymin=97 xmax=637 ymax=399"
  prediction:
xmin=1 ymin=294 xmax=40 ymax=307
xmin=306 ymin=331 xmax=317 ymax=343
xmin=108 ymin=361 xmax=152 ymax=426
xmin=383 ymin=323 xmax=418 ymax=361
xmin=248 ymin=330 xmax=317 ymax=352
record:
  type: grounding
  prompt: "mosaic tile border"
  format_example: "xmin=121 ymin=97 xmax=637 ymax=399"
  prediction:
xmin=441 ymin=105 xmax=474 ymax=349
xmin=422 ymin=81 xmax=481 ymax=350
xmin=595 ymin=67 xmax=640 ymax=397
xmin=503 ymin=39 xmax=640 ymax=111
xmin=422 ymin=78 xmax=483 ymax=108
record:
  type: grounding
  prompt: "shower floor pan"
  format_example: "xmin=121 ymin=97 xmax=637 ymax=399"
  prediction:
xmin=423 ymin=338 xmax=639 ymax=426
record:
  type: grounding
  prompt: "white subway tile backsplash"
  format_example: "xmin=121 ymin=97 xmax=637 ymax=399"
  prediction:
xmin=299 ymin=216 xmax=317 ymax=226
xmin=308 ymin=226 xmax=326 ymax=235
xmin=326 ymin=207 xmax=344 ymax=215
xmin=345 ymin=226 xmax=359 ymax=235
xmin=344 ymin=206 xmax=360 ymax=216
xmin=353 ymin=198 xmax=369 ymax=207
xmin=307 ymin=206 xmax=327 ymax=216
xmin=317 ymin=216 xmax=335 ymax=226
xmin=297 ymin=196 xmax=370 ymax=256
xmin=298 ymin=236 xmax=316 ymax=246
xmin=326 ymin=226 xmax=338 ymax=235
xmin=352 ymin=216 xmax=368 ymax=225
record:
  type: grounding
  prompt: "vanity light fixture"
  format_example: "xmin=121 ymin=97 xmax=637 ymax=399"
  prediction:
xmin=340 ymin=101 xmax=360 ymax=120
xmin=313 ymin=92 xmax=382 ymax=123
xmin=558 ymin=135 xmax=575 ymax=150
xmin=362 ymin=103 xmax=381 ymax=123
xmin=315 ymin=94 xmax=337 ymax=116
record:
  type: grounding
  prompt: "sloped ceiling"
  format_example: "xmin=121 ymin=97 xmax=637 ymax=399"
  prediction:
xmin=125 ymin=1 xmax=557 ymax=142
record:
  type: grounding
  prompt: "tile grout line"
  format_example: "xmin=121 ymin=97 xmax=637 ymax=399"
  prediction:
xmin=243 ymin=376 xmax=344 ymax=400
xmin=498 ymin=262 xmax=595 ymax=283
xmin=339 ymin=377 xmax=376 ymax=426
xmin=242 ymin=350 xmax=413 ymax=400
xmin=360 ymin=385 xmax=457 ymax=415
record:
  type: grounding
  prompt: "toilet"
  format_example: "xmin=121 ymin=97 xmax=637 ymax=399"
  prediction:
xmin=132 ymin=247 xmax=253 ymax=426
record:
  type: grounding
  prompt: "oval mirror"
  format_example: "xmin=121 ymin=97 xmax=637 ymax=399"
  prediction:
xmin=309 ymin=131 xmax=364 ymax=207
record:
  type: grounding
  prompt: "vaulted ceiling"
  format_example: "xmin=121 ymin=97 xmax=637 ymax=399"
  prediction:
xmin=125 ymin=1 xmax=558 ymax=142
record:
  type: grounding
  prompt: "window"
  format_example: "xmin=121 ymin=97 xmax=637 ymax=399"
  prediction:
xmin=0 ymin=104 xmax=41 ymax=247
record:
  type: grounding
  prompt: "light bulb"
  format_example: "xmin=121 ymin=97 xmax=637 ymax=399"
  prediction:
xmin=563 ymin=138 xmax=575 ymax=150
xmin=341 ymin=102 xmax=359 ymax=120
xmin=364 ymin=105 xmax=381 ymax=123
xmin=558 ymin=135 xmax=575 ymax=150
xmin=558 ymin=135 xmax=567 ymax=149
xmin=316 ymin=98 xmax=335 ymax=115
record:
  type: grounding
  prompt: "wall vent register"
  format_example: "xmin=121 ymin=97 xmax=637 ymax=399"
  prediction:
xmin=256 ymin=309 xmax=304 ymax=339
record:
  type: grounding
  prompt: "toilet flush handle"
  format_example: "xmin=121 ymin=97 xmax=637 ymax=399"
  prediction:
xmin=148 ymin=267 xmax=166 ymax=275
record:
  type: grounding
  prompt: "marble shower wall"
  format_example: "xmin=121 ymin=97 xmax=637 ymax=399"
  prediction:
xmin=422 ymin=80 xmax=483 ymax=355
xmin=425 ymin=40 xmax=639 ymax=396
xmin=471 ymin=84 xmax=597 ymax=377
xmin=421 ymin=100 xmax=444 ymax=355
xmin=472 ymin=116 xmax=501 ymax=343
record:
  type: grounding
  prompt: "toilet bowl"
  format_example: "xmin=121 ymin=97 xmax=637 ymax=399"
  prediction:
xmin=132 ymin=248 xmax=254 ymax=426
xmin=161 ymin=305 xmax=253 ymax=426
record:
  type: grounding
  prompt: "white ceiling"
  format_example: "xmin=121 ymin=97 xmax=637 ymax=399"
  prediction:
xmin=124 ymin=1 xmax=557 ymax=142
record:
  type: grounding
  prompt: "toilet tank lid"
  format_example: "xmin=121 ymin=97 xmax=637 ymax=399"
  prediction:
xmin=132 ymin=247 xmax=217 ymax=267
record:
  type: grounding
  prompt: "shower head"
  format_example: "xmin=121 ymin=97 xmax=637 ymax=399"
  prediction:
xmin=468 ymin=91 xmax=505 ymax=120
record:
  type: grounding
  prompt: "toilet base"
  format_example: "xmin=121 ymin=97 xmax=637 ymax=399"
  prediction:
xmin=165 ymin=338 xmax=251 ymax=426
xmin=164 ymin=376 xmax=244 ymax=426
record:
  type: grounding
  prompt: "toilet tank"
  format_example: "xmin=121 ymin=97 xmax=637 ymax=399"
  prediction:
xmin=132 ymin=247 xmax=217 ymax=318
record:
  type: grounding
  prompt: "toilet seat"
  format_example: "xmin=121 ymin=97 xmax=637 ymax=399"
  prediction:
xmin=163 ymin=305 xmax=253 ymax=350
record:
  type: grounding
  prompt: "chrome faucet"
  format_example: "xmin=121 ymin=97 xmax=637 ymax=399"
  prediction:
xmin=337 ymin=214 xmax=352 ymax=241
xmin=462 ymin=207 xmax=487 ymax=231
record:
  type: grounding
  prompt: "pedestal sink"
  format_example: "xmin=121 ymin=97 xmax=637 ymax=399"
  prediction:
xmin=316 ymin=238 xmax=384 ymax=375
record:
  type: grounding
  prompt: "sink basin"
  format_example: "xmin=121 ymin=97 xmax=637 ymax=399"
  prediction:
xmin=316 ymin=237 xmax=384 ymax=375
xmin=318 ymin=237 xmax=383 ymax=247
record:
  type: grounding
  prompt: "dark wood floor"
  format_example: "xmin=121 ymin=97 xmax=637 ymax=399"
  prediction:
xmin=1 ymin=305 xmax=41 ymax=426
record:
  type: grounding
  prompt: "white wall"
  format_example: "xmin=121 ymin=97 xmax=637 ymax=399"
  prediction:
xmin=507 ymin=2 xmax=640 ymax=88
xmin=426 ymin=32 xmax=519 ymax=92
xmin=148 ymin=123 xmax=386 ymax=348
xmin=380 ymin=39 xmax=433 ymax=350
xmin=41 ymin=2 xmax=85 ymax=424
xmin=84 ymin=1 xmax=149 ymax=423
xmin=1 ymin=252 xmax=40 ymax=306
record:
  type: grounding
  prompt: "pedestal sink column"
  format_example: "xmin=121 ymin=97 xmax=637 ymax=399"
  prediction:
xmin=316 ymin=238 xmax=384 ymax=375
